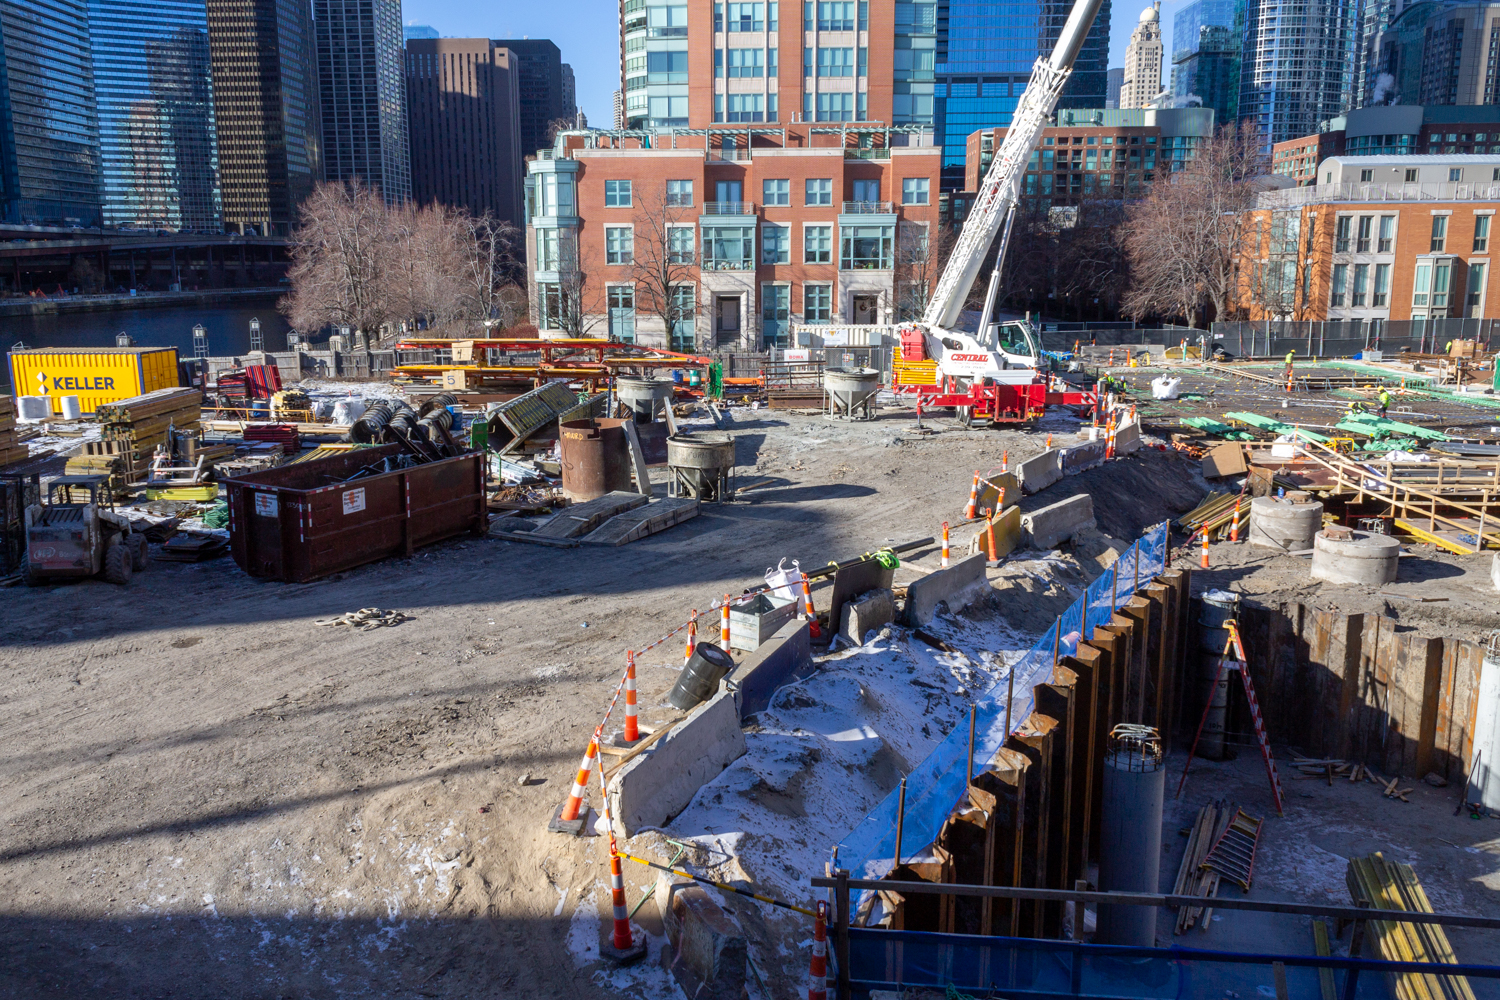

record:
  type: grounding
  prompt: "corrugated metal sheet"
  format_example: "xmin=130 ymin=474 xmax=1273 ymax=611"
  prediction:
xmin=9 ymin=347 xmax=180 ymax=415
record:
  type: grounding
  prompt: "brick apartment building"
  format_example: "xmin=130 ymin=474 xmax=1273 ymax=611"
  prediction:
xmin=1236 ymin=155 xmax=1500 ymax=329
xmin=1272 ymin=105 xmax=1500 ymax=187
xmin=524 ymin=124 xmax=941 ymax=351
xmin=964 ymin=107 xmax=1215 ymax=210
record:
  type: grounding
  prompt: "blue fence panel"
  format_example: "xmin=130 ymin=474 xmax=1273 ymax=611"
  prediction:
xmin=837 ymin=523 xmax=1170 ymax=878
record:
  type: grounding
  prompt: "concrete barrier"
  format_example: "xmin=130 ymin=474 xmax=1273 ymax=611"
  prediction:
xmin=656 ymin=878 xmax=747 ymax=1000
xmin=905 ymin=552 xmax=991 ymax=626
xmin=1015 ymin=449 xmax=1062 ymax=494
xmin=1021 ymin=494 xmax=1097 ymax=550
xmin=609 ymin=690 xmax=745 ymax=836
xmin=965 ymin=504 xmax=1021 ymax=560
xmin=975 ymin=471 xmax=1020 ymax=513
xmin=1058 ymin=439 xmax=1106 ymax=475
xmin=733 ymin=619 xmax=813 ymax=719
xmin=840 ymin=587 xmax=895 ymax=645
xmin=1113 ymin=420 xmax=1143 ymax=455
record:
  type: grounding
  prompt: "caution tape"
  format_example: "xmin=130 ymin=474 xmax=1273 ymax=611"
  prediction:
xmin=615 ymin=851 xmax=815 ymax=916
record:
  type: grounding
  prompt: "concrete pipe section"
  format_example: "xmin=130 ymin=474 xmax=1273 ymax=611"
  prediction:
xmin=824 ymin=367 xmax=881 ymax=420
xmin=1248 ymin=495 xmax=1323 ymax=551
xmin=1097 ymin=724 xmax=1165 ymax=948
xmin=1310 ymin=526 xmax=1401 ymax=586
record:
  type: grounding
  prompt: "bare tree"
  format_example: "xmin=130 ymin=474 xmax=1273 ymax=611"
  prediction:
xmin=629 ymin=188 xmax=698 ymax=347
xmin=1118 ymin=121 xmax=1268 ymax=327
xmin=455 ymin=213 xmax=525 ymax=329
xmin=385 ymin=201 xmax=468 ymax=335
xmin=544 ymin=230 xmax=598 ymax=337
xmin=895 ymin=220 xmax=954 ymax=320
xmin=281 ymin=178 xmax=390 ymax=339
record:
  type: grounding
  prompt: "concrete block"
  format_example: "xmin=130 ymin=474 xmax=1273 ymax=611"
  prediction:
xmin=905 ymin=552 xmax=991 ymax=626
xmin=655 ymin=878 xmax=747 ymax=1000
xmin=965 ymin=504 xmax=1021 ymax=560
xmin=1112 ymin=420 xmax=1143 ymax=455
xmin=975 ymin=471 xmax=1020 ymax=513
xmin=609 ymin=690 xmax=745 ymax=836
xmin=840 ymin=587 xmax=895 ymax=645
xmin=1021 ymin=494 xmax=1097 ymax=550
xmin=1015 ymin=449 xmax=1062 ymax=494
xmin=734 ymin=618 xmax=813 ymax=719
xmin=1058 ymin=439 xmax=1106 ymax=476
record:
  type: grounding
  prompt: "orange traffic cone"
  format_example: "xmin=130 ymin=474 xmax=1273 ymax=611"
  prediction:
xmin=964 ymin=470 xmax=980 ymax=519
xmin=683 ymin=611 xmax=697 ymax=667
xmin=623 ymin=651 xmax=639 ymax=742
xmin=549 ymin=736 xmax=599 ymax=832
xmin=808 ymin=900 xmax=829 ymax=1000
xmin=720 ymin=596 xmax=732 ymax=649
xmin=801 ymin=573 xmax=823 ymax=640
xmin=1200 ymin=529 xmax=1210 ymax=569
xmin=941 ymin=521 xmax=950 ymax=569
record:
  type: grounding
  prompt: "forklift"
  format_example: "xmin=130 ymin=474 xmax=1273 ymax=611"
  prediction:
xmin=23 ymin=475 xmax=148 ymax=586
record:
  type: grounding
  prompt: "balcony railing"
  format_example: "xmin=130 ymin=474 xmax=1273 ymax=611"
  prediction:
xmin=708 ymin=149 xmax=752 ymax=162
xmin=842 ymin=200 xmax=895 ymax=214
xmin=845 ymin=148 xmax=891 ymax=160
xmin=703 ymin=201 xmax=755 ymax=215
xmin=1257 ymin=181 xmax=1500 ymax=209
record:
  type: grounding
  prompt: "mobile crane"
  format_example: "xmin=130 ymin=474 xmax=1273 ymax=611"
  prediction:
xmin=893 ymin=0 xmax=1106 ymax=425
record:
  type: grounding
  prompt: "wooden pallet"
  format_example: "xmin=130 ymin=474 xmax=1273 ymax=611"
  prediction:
xmin=531 ymin=490 xmax=648 ymax=539
xmin=582 ymin=497 xmax=699 ymax=545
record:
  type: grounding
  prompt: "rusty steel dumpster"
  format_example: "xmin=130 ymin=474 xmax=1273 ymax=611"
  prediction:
xmin=220 ymin=444 xmax=487 ymax=582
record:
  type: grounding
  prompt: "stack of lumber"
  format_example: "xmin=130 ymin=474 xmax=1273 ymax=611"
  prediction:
xmin=1172 ymin=799 xmax=1234 ymax=933
xmin=1175 ymin=492 xmax=1250 ymax=541
xmin=92 ymin=388 xmax=202 ymax=488
xmin=1292 ymin=755 xmax=1383 ymax=784
xmin=0 ymin=397 xmax=26 ymax=467
xmin=1347 ymin=853 xmax=1475 ymax=1000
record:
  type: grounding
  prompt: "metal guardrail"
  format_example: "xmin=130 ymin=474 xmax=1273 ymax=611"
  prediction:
xmin=841 ymin=200 xmax=896 ymax=214
xmin=703 ymin=201 xmax=755 ymax=215
xmin=1258 ymin=181 xmax=1500 ymax=208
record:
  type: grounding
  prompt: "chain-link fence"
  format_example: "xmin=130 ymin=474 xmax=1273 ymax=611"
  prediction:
xmin=1211 ymin=319 xmax=1499 ymax=359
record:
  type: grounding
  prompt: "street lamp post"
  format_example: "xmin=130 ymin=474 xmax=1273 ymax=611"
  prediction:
xmin=249 ymin=316 xmax=263 ymax=353
xmin=192 ymin=323 xmax=208 ymax=359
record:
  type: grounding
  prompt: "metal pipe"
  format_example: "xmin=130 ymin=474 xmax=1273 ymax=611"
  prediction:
xmin=892 ymin=777 xmax=907 ymax=870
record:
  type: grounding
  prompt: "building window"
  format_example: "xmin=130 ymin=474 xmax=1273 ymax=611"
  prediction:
xmin=1356 ymin=216 xmax=1372 ymax=253
xmin=762 ymin=223 xmax=790 ymax=263
xmin=539 ymin=283 xmax=565 ymax=329
xmin=1431 ymin=216 xmax=1447 ymax=253
xmin=817 ymin=47 xmax=854 ymax=76
xmin=668 ymin=225 xmax=695 ymax=264
xmin=725 ymin=2 xmax=764 ymax=30
xmin=536 ymin=228 xmax=561 ymax=271
xmin=1359 ymin=169 xmax=1373 ymax=182
xmin=901 ymin=178 xmax=929 ymax=205
xmin=840 ymin=224 xmax=893 ymax=269
xmin=1373 ymin=263 xmax=1391 ymax=307
xmin=805 ymin=178 xmax=833 ymax=205
xmin=1432 ymin=260 xmax=1451 ymax=308
xmin=702 ymin=225 xmax=754 ymax=269
xmin=606 ymin=226 xmax=634 ymax=264
xmin=1413 ymin=262 xmax=1431 ymax=307
xmin=666 ymin=179 xmax=694 ymax=206
xmin=815 ymin=92 xmax=854 ymax=121
xmin=726 ymin=94 xmax=764 ymax=121
xmin=852 ymin=178 xmax=879 ymax=203
xmin=727 ymin=48 xmax=764 ymax=77
xmin=816 ymin=0 xmax=854 ymax=29
xmin=1467 ymin=262 xmax=1486 ymax=312
xmin=1351 ymin=264 xmax=1369 ymax=307
xmin=1330 ymin=263 xmax=1347 ymax=307
xmin=1475 ymin=215 xmax=1491 ymax=253
xmin=762 ymin=284 xmax=790 ymax=346
xmin=668 ymin=284 xmax=696 ymax=350
xmin=1378 ymin=215 xmax=1395 ymax=253
xmin=804 ymin=282 xmax=832 ymax=322
xmin=1405 ymin=168 xmax=1418 ymax=183
xmin=1335 ymin=216 xmax=1351 ymax=253
xmin=804 ymin=224 xmax=832 ymax=262
xmin=607 ymin=286 xmax=636 ymax=342
xmin=763 ymin=179 xmax=790 ymax=206
xmin=648 ymin=5 xmax=689 ymax=35
xmin=605 ymin=180 xmax=632 ymax=207
xmin=536 ymin=172 xmax=575 ymax=217
xmin=647 ymin=51 xmax=688 ymax=82
xmin=648 ymin=95 xmax=689 ymax=124
xmin=1449 ymin=168 xmax=1464 ymax=182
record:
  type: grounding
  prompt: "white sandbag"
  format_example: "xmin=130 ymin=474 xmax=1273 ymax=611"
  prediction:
xmin=59 ymin=396 xmax=82 ymax=419
xmin=16 ymin=396 xmax=51 ymax=422
xmin=1151 ymin=376 xmax=1182 ymax=400
xmin=764 ymin=557 xmax=804 ymax=601
xmin=311 ymin=400 xmax=335 ymax=421
xmin=331 ymin=398 xmax=367 ymax=425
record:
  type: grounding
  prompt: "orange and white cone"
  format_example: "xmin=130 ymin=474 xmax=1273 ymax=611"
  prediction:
xmin=608 ymin=843 xmax=634 ymax=951
xmin=964 ymin=470 xmax=980 ymax=519
xmin=683 ymin=611 xmax=698 ymax=666
xmin=1230 ymin=495 xmax=1243 ymax=543
xmin=720 ymin=596 xmax=732 ymax=649
xmin=801 ymin=574 xmax=822 ymax=640
xmin=941 ymin=521 xmax=950 ymax=569
xmin=559 ymin=737 xmax=599 ymax=821
xmin=1200 ymin=529 xmax=1210 ymax=569
xmin=986 ymin=511 xmax=998 ymax=562
xmin=808 ymin=899 xmax=829 ymax=1000
xmin=1002 ymin=450 xmax=1009 ymax=472
xmin=623 ymin=651 xmax=639 ymax=742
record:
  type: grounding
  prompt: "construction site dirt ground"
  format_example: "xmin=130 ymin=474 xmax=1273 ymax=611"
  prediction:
xmin=1 ymin=402 xmax=1496 ymax=999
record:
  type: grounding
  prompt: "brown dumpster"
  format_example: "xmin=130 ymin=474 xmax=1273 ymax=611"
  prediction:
xmin=220 ymin=444 xmax=487 ymax=582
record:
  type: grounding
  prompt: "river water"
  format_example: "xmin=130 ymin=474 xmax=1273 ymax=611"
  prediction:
xmin=2 ymin=294 xmax=294 ymax=391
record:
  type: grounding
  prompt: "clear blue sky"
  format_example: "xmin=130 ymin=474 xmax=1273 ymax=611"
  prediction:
xmin=399 ymin=0 xmax=1181 ymax=124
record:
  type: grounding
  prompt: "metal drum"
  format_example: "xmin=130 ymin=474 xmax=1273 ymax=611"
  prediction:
xmin=559 ymin=419 xmax=633 ymax=501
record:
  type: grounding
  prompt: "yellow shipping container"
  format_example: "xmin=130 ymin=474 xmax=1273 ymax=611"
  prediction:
xmin=9 ymin=347 xmax=180 ymax=415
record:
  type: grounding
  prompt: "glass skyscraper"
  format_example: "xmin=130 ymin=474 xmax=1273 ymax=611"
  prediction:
xmin=88 ymin=0 xmax=222 ymax=230
xmin=0 ymin=0 xmax=101 ymax=225
xmin=1237 ymin=0 xmax=1357 ymax=148
xmin=314 ymin=0 xmax=409 ymax=204
xmin=1170 ymin=0 xmax=1238 ymax=123
xmin=936 ymin=0 xmax=1112 ymax=188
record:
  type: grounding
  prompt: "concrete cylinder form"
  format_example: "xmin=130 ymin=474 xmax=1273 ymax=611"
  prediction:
xmin=615 ymin=376 xmax=674 ymax=424
xmin=1197 ymin=591 xmax=1239 ymax=760
xmin=1097 ymin=725 xmax=1165 ymax=948
xmin=823 ymin=367 xmax=881 ymax=420
xmin=1248 ymin=496 xmax=1323 ymax=551
xmin=667 ymin=432 xmax=736 ymax=501
xmin=1310 ymin=528 xmax=1400 ymax=586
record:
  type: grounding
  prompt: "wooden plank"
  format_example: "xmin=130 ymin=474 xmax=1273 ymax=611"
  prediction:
xmin=531 ymin=490 xmax=648 ymax=538
xmin=1312 ymin=920 xmax=1337 ymax=1000
xmin=487 ymin=529 xmax=580 ymax=548
xmin=580 ymin=497 xmax=700 ymax=546
xmin=620 ymin=420 xmax=653 ymax=496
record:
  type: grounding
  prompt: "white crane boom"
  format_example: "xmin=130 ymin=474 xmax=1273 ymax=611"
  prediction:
xmin=922 ymin=0 xmax=1107 ymax=331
